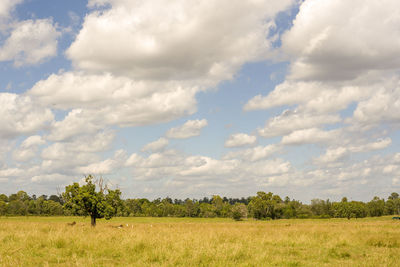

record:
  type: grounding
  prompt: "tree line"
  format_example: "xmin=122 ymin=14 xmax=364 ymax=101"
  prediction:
xmin=1 ymin=189 xmax=399 ymax=220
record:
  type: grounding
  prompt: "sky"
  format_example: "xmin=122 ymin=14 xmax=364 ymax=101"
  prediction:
xmin=0 ymin=0 xmax=399 ymax=202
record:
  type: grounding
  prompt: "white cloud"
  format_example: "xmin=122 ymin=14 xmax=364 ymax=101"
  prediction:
xmin=281 ymin=0 xmax=400 ymax=81
xmin=43 ymin=131 xmax=114 ymax=158
xmin=225 ymin=133 xmax=257 ymax=147
xmin=244 ymin=81 xmax=319 ymax=111
xmin=0 ymin=93 xmax=54 ymax=139
xmin=12 ymin=135 xmax=46 ymax=162
xmin=314 ymin=147 xmax=348 ymax=164
xmin=67 ymin=130 xmax=115 ymax=153
xmin=166 ymin=119 xmax=208 ymax=139
xmin=78 ymin=150 xmax=127 ymax=175
xmin=243 ymin=0 xmax=400 ymax=194
xmin=13 ymin=149 xmax=37 ymax=162
xmin=29 ymin=72 xmax=199 ymax=129
xmin=38 ymin=130 xmax=115 ymax=175
xmin=0 ymin=139 xmax=13 ymax=163
xmin=315 ymin=138 xmax=392 ymax=165
xmin=351 ymin=82 xmax=400 ymax=127
xmin=350 ymin=138 xmax=392 ymax=153
xmin=0 ymin=0 xmax=23 ymax=32
xmin=2 ymin=0 xmax=400 ymax=201
xmin=46 ymin=109 xmax=103 ymax=141
xmin=243 ymin=158 xmax=291 ymax=177
xmin=124 ymin=149 xmax=291 ymax=189
xmin=0 ymin=0 xmax=23 ymax=19
xmin=223 ymin=144 xmax=280 ymax=162
xmin=179 ymin=156 xmax=238 ymax=177
xmin=69 ymin=0 xmax=294 ymax=81
xmin=0 ymin=167 xmax=24 ymax=179
xmin=21 ymin=135 xmax=46 ymax=148
xmin=244 ymin=80 xmax=373 ymax=113
xmin=24 ymin=0 xmax=295 ymax=145
xmin=258 ymin=109 xmax=340 ymax=137
xmin=0 ymin=19 xmax=60 ymax=66
xmin=281 ymin=128 xmax=339 ymax=145
xmin=31 ymin=173 xmax=71 ymax=183
xmin=142 ymin=137 xmax=169 ymax=153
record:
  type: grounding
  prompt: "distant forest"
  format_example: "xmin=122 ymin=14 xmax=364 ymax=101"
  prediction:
xmin=1 ymin=191 xmax=399 ymax=220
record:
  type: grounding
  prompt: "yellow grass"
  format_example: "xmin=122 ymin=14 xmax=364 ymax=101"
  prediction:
xmin=0 ymin=216 xmax=399 ymax=266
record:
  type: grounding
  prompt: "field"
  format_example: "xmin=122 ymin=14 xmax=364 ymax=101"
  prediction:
xmin=0 ymin=217 xmax=399 ymax=266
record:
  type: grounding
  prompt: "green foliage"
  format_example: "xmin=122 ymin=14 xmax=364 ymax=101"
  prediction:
xmin=62 ymin=175 xmax=122 ymax=226
xmin=367 ymin=196 xmax=385 ymax=217
xmin=0 ymin=194 xmax=8 ymax=202
xmin=231 ymin=203 xmax=248 ymax=221
xmin=385 ymin=192 xmax=400 ymax=215
xmin=248 ymin=192 xmax=283 ymax=220
xmin=1 ymin=187 xmax=399 ymax=221
xmin=0 ymin=200 xmax=6 ymax=215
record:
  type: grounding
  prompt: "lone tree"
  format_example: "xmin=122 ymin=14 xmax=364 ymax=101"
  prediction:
xmin=62 ymin=175 xmax=122 ymax=226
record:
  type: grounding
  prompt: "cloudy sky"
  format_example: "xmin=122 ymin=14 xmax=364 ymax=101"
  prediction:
xmin=0 ymin=0 xmax=399 ymax=202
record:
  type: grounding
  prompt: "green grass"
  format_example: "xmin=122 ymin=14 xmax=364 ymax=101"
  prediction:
xmin=0 ymin=216 xmax=399 ymax=266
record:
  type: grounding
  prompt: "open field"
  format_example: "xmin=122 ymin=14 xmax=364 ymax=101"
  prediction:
xmin=0 ymin=217 xmax=399 ymax=266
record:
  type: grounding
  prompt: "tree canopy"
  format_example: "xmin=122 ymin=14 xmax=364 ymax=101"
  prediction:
xmin=0 ymin=186 xmax=399 ymax=222
xmin=62 ymin=175 xmax=122 ymax=226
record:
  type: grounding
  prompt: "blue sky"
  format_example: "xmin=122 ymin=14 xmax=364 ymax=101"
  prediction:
xmin=0 ymin=0 xmax=399 ymax=202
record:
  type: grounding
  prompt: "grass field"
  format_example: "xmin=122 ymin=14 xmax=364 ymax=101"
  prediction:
xmin=0 ymin=216 xmax=399 ymax=266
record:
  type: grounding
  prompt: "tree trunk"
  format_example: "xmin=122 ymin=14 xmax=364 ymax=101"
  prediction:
xmin=91 ymin=215 xmax=96 ymax=227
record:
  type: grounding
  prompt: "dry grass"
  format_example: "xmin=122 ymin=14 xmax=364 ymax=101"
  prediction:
xmin=0 ymin=216 xmax=399 ymax=266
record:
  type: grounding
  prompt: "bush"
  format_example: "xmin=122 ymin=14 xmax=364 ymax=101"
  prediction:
xmin=232 ymin=203 xmax=248 ymax=221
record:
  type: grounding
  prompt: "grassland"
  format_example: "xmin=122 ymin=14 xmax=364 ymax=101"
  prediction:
xmin=0 ymin=216 xmax=399 ymax=266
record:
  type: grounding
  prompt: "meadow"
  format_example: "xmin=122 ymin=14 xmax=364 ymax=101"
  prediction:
xmin=0 ymin=216 xmax=399 ymax=266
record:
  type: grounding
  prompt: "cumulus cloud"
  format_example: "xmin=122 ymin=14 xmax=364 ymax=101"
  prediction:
xmin=0 ymin=139 xmax=13 ymax=163
xmin=22 ymin=0 xmax=294 ymax=146
xmin=281 ymin=128 xmax=339 ymax=145
xmin=350 ymin=138 xmax=392 ymax=153
xmin=258 ymin=109 xmax=340 ymax=137
xmin=12 ymin=135 xmax=46 ymax=162
xmin=351 ymin=81 xmax=400 ymax=127
xmin=0 ymin=19 xmax=60 ymax=66
xmin=315 ymin=138 xmax=392 ymax=165
xmin=6 ymin=0 xmax=297 ymax=194
xmin=69 ymin=0 xmax=294 ymax=81
xmin=166 ymin=119 xmax=208 ymax=139
xmin=224 ymin=133 xmax=257 ymax=148
xmin=3 ymin=0 xmax=400 ymax=201
xmin=142 ymin=137 xmax=169 ymax=152
xmin=0 ymin=167 xmax=25 ymax=180
xmin=223 ymin=144 xmax=280 ymax=162
xmin=46 ymin=109 xmax=103 ymax=141
xmin=315 ymin=147 xmax=348 ymax=165
xmin=78 ymin=149 xmax=127 ymax=175
xmin=0 ymin=0 xmax=23 ymax=19
xmin=0 ymin=93 xmax=54 ymax=139
xmin=38 ymin=130 xmax=115 ymax=175
xmin=243 ymin=0 xmax=400 ymax=198
xmin=124 ymin=149 xmax=291 ymax=191
xmin=0 ymin=0 xmax=23 ymax=32
xmin=244 ymin=80 xmax=374 ymax=113
xmin=281 ymin=0 xmax=400 ymax=81
xmin=244 ymin=0 xmax=400 ymax=137
xmin=29 ymin=73 xmax=199 ymax=130
xmin=31 ymin=173 xmax=71 ymax=183
xmin=244 ymin=81 xmax=319 ymax=111
xmin=20 ymin=135 xmax=46 ymax=148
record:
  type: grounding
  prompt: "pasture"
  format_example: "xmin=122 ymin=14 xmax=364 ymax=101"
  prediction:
xmin=0 ymin=216 xmax=399 ymax=266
